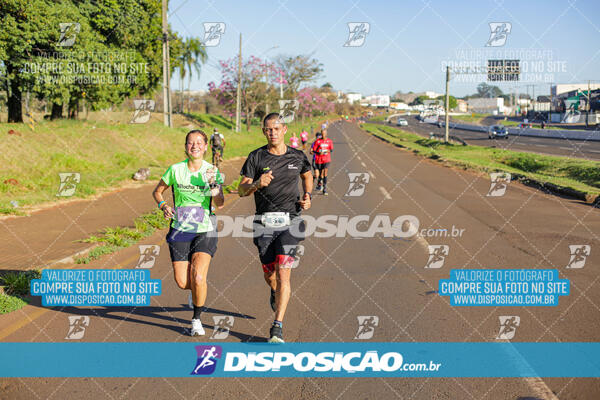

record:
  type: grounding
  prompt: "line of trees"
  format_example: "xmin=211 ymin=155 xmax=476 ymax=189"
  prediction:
xmin=0 ymin=0 xmax=196 ymax=122
xmin=207 ymin=53 xmax=327 ymax=130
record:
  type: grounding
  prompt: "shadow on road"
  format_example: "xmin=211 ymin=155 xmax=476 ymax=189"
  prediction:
xmin=37 ymin=304 xmax=266 ymax=342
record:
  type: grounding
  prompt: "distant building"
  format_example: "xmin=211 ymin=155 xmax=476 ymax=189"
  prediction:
xmin=456 ymin=99 xmax=467 ymax=113
xmin=363 ymin=94 xmax=390 ymax=107
xmin=345 ymin=92 xmax=362 ymax=104
xmin=467 ymin=97 xmax=505 ymax=114
xmin=390 ymin=102 xmax=409 ymax=110
xmin=551 ymin=83 xmax=600 ymax=97
xmin=423 ymin=91 xmax=441 ymax=99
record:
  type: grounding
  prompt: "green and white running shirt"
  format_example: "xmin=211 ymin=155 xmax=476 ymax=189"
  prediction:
xmin=161 ymin=159 xmax=224 ymax=233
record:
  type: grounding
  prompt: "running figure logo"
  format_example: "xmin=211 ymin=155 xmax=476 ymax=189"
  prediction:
xmin=345 ymin=173 xmax=370 ymax=197
xmin=65 ymin=316 xmax=90 ymax=340
xmin=191 ymin=345 xmax=222 ymax=375
xmin=57 ymin=173 xmax=81 ymax=197
xmin=496 ymin=316 xmax=520 ymax=340
xmin=136 ymin=245 xmax=160 ymax=269
xmin=425 ymin=245 xmax=449 ymax=269
xmin=282 ymin=245 xmax=304 ymax=269
xmin=486 ymin=22 xmax=511 ymax=47
xmin=210 ymin=316 xmax=234 ymax=339
xmin=566 ymin=245 xmax=590 ymax=269
xmin=130 ymin=100 xmax=155 ymax=124
xmin=354 ymin=316 xmax=379 ymax=339
xmin=562 ymin=99 xmax=582 ymax=123
xmin=58 ymin=23 xmax=80 ymax=47
xmin=487 ymin=172 xmax=511 ymax=197
xmin=278 ymin=100 xmax=299 ymax=123
xmin=344 ymin=23 xmax=370 ymax=47
xmin=202 ymin=23 xmax=226 ymax=47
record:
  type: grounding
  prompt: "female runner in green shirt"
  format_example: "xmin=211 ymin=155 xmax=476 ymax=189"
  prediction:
xmin=153 ymin=130 xmax=224 ymax=336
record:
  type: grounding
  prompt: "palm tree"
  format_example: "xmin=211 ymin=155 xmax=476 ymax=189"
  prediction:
xmin=182 ymin=37 xmax=208 ymax=114
xmin=174 ymin=56 xmax=186 ymax=113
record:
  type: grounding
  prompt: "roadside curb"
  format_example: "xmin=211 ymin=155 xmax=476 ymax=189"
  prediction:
xmin=366 ymin=126 xmax=600 ymax=207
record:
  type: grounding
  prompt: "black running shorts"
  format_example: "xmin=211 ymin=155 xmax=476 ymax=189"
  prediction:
xmin=166 ymin=227 xmax=218 ymax=261
xmin=253 ymin=218 xmax=305 ymax=265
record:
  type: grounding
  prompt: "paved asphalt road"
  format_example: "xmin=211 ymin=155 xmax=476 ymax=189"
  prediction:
xmin=1 ymin=121 xmax=599 ymax=399
xmin=383 ymin=116 xmax=600 ymax=161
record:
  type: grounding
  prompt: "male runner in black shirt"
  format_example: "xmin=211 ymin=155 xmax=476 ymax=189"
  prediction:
xmin=238 ymin=112 xmax=313 ymax=343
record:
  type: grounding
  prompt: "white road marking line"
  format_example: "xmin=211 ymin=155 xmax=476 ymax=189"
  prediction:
xmin=587 ymin=149 xmax=600 ymax=153
xmin=498 ymin=339 xmax=559 ymax=400
xmin=558 ymin=146 xmax=571 ymax=150
xmin=369 ymin=170 xmax=376 ymax=179
xmin=379 ymin=186 xmax=392 ymax=200
xmin=360 ymin=161 xmax=367 ymax=168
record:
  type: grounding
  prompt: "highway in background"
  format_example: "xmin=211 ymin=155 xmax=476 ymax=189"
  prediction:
xmin=380 ymin=115 xmax=600 ymax=161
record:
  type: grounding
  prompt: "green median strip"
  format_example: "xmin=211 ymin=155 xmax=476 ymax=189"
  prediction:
xmin=361 ymin=123 xmax=600 ymax=202
xmin=75 ymin=209 xmax=170 ymax=264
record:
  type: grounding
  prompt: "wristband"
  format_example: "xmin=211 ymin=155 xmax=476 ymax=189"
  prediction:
xmin=158 ymin=201 xmax=166 ymax=209
xmin=304 ymin=192 xmax=312 ymax=200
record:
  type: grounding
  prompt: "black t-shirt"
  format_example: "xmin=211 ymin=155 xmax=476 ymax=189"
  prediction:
xmin=240 ymin=145 xmax=311 ymax=217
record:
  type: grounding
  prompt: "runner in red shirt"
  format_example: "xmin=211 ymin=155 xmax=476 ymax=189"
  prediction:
xmin=310 ymin=128 xmax=333 ymax=195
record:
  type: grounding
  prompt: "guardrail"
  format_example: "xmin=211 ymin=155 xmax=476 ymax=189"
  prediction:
xmin=433 ymin=121 xmax=600 ymax=142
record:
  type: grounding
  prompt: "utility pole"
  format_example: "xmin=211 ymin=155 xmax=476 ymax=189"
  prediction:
xmin=586 ymin=80 xmax=590 ymax=128
xmin=161 ymin=0 xmax=172 ymax=127
xmin=235 ymin=33 xmax=242 ymax=133
xmin=532 ymin=85 xmax=536 ymax=114
xmin=444 ymin=66 xmax=450 ymax=142
xmin=280 ymin=70 xmax=283 ymax=99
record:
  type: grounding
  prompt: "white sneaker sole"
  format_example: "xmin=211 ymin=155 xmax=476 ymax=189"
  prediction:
xmin=191 ymin=329 xmax=205 ymax=337
xmin=268 ymin=336 xmax=285 ymax=343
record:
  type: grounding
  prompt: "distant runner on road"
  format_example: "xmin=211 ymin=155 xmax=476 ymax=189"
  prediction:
xmin=152 ymin=130 xmax=224 ymax=337
xmin=311 ymin=128 xmax=333 ymax=195
xmin=300 ymin=130 xmax=309 ymax=150
xmin=238 ymin=113 xmax=313 ymax=343
xmin=210 ymin=128 xmax=226 ymax=165
xmin=310 ymin=131 xmax=322 ymax=186
xmin=289 ymin=132 xmax=300 ymax=149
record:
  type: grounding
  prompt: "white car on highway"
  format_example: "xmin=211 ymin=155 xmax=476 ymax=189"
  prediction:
xmin=396 ymin=118 xmax=408 ymax=126
xmin=488 ymin=125 xmax=508 ymax=139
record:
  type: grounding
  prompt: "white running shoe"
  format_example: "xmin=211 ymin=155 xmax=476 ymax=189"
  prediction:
xmin=188 ymin=292 xmax=193 ymax=309
xmin=191 ymin=319 xmax=205 ymax=336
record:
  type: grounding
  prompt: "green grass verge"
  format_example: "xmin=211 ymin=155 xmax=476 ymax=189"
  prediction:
xmin=451 ymin=113 xmax=489 ymax=124
xmin=0 ymin=114 xmax=335 ymax=215
xmin=0 ymin=293 xmax=28 ymax=314
xmin=0 ymin=269 xmax=40 ymax=314
xmin=75 ymin=208 xmax=170 ymax=264
xmin=361 ymin=123 xmax=600 ymax=198
xmin=0 ymin=269 xmax=41 ymax=296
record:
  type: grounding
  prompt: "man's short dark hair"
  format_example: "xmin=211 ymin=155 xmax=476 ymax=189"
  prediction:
xmin=263 ymin=112 xmax=285 ymax=127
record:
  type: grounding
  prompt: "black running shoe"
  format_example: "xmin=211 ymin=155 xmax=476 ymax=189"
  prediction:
xmin=323 ymin=188 xmax=328 ymax=196
xmin=270 ymin=289 xmax=276 ymax=312
xmin=316 ymin=184 xmax=322 ymax=191
xmin=269 ymin=324 xmax=284 ymax=343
